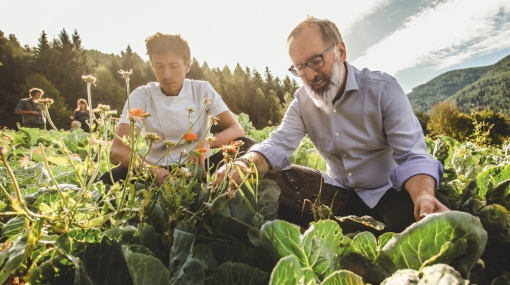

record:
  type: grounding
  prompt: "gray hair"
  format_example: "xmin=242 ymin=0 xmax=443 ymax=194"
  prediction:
xmin=287 ymin=16 xmax=343 ymax=46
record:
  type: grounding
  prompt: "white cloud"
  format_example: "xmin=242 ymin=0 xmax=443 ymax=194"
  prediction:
xmin=0 ymin=0 xmax=393 ymax=82
xmin=340 ymin=0 xmax=394 ymax=35
xmin=352 ymin=0 xmax=510 ymax=75
xmin=435 ymin=22 xmax=510 ymax=69
xmin=182 ymin=0 xmax=394 ymax=81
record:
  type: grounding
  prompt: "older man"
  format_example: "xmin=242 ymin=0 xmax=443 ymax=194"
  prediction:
xmin=215 ymin=17 xmax=449 ymax=233
xmin=15 ymin=88 xmax=46 ymax=129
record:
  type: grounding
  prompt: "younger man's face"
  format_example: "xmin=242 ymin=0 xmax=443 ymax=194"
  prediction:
xmin=151 ymin=51 xmax=191 ymax=96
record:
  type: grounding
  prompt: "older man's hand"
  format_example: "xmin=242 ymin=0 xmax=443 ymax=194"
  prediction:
xmin=405 ymin=174 xmax=450 ymax=221
xmin=150 ymin=166 xmax=169 ymax=187
xmin=412 ymin=193 xmax=450 ymax=221
xmin=213 ymin=160 xmax=250 ymax=190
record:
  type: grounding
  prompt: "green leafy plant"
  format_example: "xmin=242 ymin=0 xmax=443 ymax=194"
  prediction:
xmin=259 ymin=212 xmax=487 ymax=284
xmin=1 ymin=70 xmax=510 ymax=284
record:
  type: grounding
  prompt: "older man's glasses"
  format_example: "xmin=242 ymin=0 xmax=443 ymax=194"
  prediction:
xmin=288 ymin=44 xmax=337 ymax=77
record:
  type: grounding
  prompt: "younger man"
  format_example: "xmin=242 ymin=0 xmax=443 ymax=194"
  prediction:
xmin=100 ymin=33 xmax=250 ymax=186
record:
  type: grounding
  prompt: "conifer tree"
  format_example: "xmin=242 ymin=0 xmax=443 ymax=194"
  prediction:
xmin=186 ymin=58 xmax=204 ymax=80
xmin=52 ymin=29 xmax=88 ymax=108
xmin=33 ymin=31 xmax=58 ymax=77
xmin=0 ymin=31 xmax=32 ymax=129
xmin=120 ymin=45 xmax=145 ymax=89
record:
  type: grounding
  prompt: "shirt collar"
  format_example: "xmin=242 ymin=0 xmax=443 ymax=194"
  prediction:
xmin=155 ymin=79 xmax=191 ymax=97
xmin=344 ymin=61 xmax=359 ymax=93
xmin=177 ymin=79 xmax=191 ymax=97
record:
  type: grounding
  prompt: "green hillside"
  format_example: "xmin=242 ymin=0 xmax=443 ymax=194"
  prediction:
xmin=407 ymin=66 xmax=489 ymax=112
xmin=451 ymin=55 xmax=510 ymax=116
xmin=407 ymin=54 xmax=510 ymax=116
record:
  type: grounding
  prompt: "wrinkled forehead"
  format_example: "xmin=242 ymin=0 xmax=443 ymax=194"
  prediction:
xmin=288 ymin=26 xmax=328 ymax=64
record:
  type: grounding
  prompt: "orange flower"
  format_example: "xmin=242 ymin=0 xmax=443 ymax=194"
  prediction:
xmin=195 ymin=147 xmax=208 ymax=164
xmin=127 ymin=108 xmax=147 ymax=121
xmin=220 ymin=144 xmax=238 ymax=156
xmin=219 ymin=141 xmax=242 ymax=160
xmin=182 ymin=132 xmax=197 ymax=143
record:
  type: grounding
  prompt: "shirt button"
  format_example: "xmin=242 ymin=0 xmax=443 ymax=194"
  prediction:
xmin=333 ymin=109 xmax=337 ymax=113
xmin=348 ymin=172 xmax=352 ymax=177
xmin=336 ymin=132 xmax=340 ymax=136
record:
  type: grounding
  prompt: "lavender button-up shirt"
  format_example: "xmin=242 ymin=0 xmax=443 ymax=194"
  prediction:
xmin=250 ymin=62 xmax=443 ymax=207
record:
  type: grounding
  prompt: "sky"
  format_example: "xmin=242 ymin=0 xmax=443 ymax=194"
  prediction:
xmin=2 ymin=0 xmax=510 ymax=93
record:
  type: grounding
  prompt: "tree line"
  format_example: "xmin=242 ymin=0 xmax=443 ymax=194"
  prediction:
xmin=0 ymin=29 xmax=299 ymax=130
xmin=417 ymin=101 xmax=510 ymax=147
xmin=1 ymin=29 xmax=508 ymax=146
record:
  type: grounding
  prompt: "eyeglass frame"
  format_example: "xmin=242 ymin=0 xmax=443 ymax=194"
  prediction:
xmin=288 ymin=43 xmax=337 ymax=77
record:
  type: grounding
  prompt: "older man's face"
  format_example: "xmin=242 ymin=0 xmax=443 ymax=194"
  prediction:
xmin=288 ymin=26 xmax=346 ymax=95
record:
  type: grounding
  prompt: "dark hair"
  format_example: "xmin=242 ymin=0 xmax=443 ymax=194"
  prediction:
xmin=29 ymin=88 xmax=44 ymax=97
xmin=75 ymin=98 xmax=89 ymax=112
xmin=287 ymin=16 xmax=343 ymax=46
xmin=145 ymin=32 xmax=190 ymax=62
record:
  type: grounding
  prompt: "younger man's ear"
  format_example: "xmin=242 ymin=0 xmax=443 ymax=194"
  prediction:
xmin=186 ymin=60 xmax=192 ymax=73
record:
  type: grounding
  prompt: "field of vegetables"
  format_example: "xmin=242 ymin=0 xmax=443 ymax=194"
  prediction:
xmin=1 ymin=76 xmax=510 ymax=285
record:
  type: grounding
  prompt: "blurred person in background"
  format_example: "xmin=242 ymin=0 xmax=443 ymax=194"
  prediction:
xmin=70 ymin=120 xmax=82 ymax=132
xmin=15 ymin=87 xmax=46 ymax=129
xmin=70 ymin=99 xmax=91 ymax=132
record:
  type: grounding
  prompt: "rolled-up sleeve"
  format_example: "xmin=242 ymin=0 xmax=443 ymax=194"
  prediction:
xmin=381 ymin=78 xmax=443 ymax=190
xmin=249 ymin=97 xmax=306 ymax=171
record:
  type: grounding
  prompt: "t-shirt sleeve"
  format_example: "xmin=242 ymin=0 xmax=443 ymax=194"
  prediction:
xmin=119 ymin=87 xmax=148 ymax=128
xmin=203 ymin=82 xmax=229 ymax=116
xmin=15 ymin=100 xmax=24 ymax=112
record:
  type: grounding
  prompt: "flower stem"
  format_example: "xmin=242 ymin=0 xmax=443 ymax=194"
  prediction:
xmin=0 ymin=149 xmax=50 ymax=221
xmin=38 ymin=143 xmax=66 ymax=209
xmin=87 ymin=82 xmax=96 ymax=132
xmin=43 ymin=104 xmax=84 ymax=186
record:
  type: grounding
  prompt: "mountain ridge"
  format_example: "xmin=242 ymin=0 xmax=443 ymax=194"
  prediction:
xmin=407 ymin=54 xmax=510 ymax=116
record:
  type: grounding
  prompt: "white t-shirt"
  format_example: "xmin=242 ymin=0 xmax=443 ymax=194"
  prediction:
xmin=119 ymin=79 xmax=229 ymax=165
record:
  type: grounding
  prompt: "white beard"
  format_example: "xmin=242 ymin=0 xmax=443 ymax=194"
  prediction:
xmin=305 ymin=60 xmax=342 ymax=115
